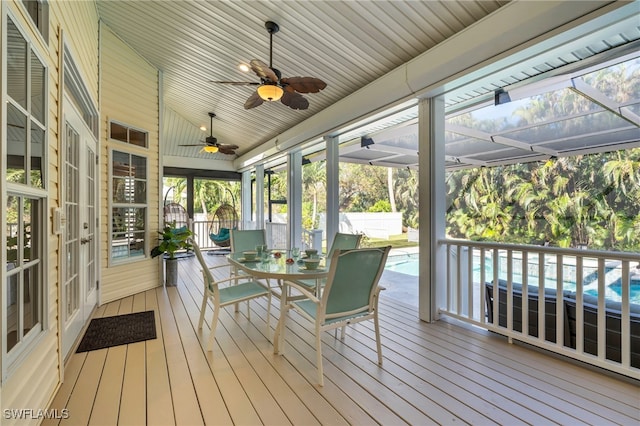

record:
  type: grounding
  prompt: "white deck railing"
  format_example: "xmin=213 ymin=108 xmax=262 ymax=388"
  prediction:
xmin=439 ymin=239 xmax=640 ymax=379
xmin=190 ymin=220 xmax=305 ymax=251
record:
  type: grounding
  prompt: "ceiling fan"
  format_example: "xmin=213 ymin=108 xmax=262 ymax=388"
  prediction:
xmin=178 ymin=112 xmax=239 ymax=155
xmin=211 ymin=21 xmax=327 ymax=110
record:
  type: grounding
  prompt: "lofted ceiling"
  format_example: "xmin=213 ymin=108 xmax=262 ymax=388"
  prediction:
xmin=95 ymin=0 xmax=509 ymax=161
xmin=95 ymin=1 xmax=640 ymax=170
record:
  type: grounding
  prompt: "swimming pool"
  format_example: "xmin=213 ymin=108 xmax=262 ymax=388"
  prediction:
xmin=385 ymin=254 xmax=640 ymax=304
xmin=385 ymin=253 xmax=419 ymax=276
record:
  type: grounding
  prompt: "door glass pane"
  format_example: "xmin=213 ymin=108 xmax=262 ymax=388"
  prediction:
xmin=87 ymin=148 xmax=96 ymax=292
xmin=31 ymin=121 xmax=44 ymax=187
xmin=23 ymin=264 xmax=39 ymax=335
xmin=31 ymin=51 xmax=46 ymax=123
xmin=6 ymin=195 xmax=19 ymax=264
xmin=22 ymin=198 xmax=32 ymax=264
xmin=6 ymin=273 xmax=18 ymax=352
xmin=7 ymin=19 xmax=27 ymax=108
xmin=7 ymin=103 xmax=27 ymax=184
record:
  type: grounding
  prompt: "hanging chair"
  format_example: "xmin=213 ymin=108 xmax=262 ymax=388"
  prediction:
xmin=209 ymin=203 xmax=238 ymax=248
xmin=163 ymin=202 xmax=189 ymax=229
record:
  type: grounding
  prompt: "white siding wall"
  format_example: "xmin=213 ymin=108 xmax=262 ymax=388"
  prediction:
xmin=1 ymin=1 xmax=99 ymax=424
xmin=99 ymin=24 xmax=161 ymax=303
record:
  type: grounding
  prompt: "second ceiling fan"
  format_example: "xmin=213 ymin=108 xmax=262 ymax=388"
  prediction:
xmin=178 ymin=112 xmax=239 ymax=155
xmin=212 ymin=21 xmax=327 ymax=110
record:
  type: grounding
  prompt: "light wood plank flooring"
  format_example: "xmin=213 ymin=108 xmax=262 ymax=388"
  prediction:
xmin=47 ymin=253 xmax=640 ymax=425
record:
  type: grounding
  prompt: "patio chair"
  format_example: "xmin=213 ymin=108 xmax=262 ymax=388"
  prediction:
xmin=230 ymin=229 xmax=266 ymax=253
xmin=274 ymin=246 xmax=391 ymax=386
xmin=192 ymin=240 xmax=271 ymax=351
xmin=289 ymin=232 xmax=363 ymax=293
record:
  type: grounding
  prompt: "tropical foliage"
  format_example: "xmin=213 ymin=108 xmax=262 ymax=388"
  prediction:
xmin=446 ymin=148 xmax=640 ymax=251
xmin=163 ymin=177 xmax=240 ymax=220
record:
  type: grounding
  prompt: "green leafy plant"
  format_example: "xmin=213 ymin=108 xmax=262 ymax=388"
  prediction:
xmin=151 ymin=223 xmax=193 ymax=260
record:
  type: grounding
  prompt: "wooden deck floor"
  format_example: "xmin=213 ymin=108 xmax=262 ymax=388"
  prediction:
xmin=47 ymin=253 xmax=639 ymax=425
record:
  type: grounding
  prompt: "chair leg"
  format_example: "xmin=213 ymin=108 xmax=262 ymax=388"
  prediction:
xmin=265 ymin=292 xmax=272 ymax=340
xmin=207 ymin=307 xmax=220 ymax=352
xmin=246 ymin=300 xmax=251 ymax=320
xmin=374 ymin=311 xmax=383 ymax=365
xmin=198 ymin=293 xmax=208 ymax=329
xmin=316 ymin=322 xmax=324 ymax=386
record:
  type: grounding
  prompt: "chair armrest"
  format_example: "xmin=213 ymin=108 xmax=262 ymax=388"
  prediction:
xmin=286 ymin=280 xmax=321 ymax=303
xmin=211 ymin=275 xmax=259 ymax=287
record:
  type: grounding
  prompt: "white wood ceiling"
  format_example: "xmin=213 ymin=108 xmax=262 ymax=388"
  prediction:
xmin=95 ymin=1 xmax=640 ymax=170
xmin=95 ymin=0 xmax=508 ymax=160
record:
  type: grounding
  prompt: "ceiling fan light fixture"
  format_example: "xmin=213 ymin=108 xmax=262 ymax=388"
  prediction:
xmin=203 ymin=145 xmax=219 ymax=153
xmin=257 ymin=83 xmax=284 ymax=102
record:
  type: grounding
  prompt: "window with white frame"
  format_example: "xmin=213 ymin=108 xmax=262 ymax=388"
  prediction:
xmin=21 ymin=0 xmax=49 ymax=43
xmin=4 ymin=16 xmax=47 ymax=368
xmin=110 ymin=149 xmax=148 ymax=263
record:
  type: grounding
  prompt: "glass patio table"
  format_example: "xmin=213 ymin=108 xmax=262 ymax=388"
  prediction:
xmin=226 ymin=250 xmax=329 ymax=346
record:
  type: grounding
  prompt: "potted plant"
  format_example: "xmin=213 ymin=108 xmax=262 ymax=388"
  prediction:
xmin=151 ymin=223 xmax=193 ymax=286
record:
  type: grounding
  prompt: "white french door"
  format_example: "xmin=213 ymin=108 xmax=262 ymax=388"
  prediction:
xmin=61 ymin=95 xmax=98 ymax=358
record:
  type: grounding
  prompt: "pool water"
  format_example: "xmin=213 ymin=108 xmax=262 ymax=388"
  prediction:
xmin=385 ymin=254 xmax=419 ymax=276
xmin=385 ymin=254 xmax=640 ymax=304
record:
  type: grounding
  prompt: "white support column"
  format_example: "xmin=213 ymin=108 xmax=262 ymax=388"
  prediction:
xmin=325 ymin=135 xmax=339 ymax=249
xmin=418 ymin=96 xmax=446 ymax=322
xmin=255 ymin=164 xmax=265 ymax=229
xmin=288 ymin=151 xmax=303 ymax=249
xmin=241 ymin=170 xmax=252 ymax=227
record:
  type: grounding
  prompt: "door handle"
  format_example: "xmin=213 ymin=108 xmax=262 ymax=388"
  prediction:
xmin=80 ymin=236 xmax=93 ymax=245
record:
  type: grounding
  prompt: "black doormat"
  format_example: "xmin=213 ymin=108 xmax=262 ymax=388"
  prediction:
xmin=76 ymin=310 xmax=156 ymax=353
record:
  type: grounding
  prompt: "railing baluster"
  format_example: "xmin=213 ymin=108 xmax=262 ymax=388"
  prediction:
xmin=556 ymin=254 xmax=564 ymax=348
xmin=621 ymin=260 xmax=630 ymax=367
xmin=597 ymin=258 xmax=606 ymax=361
xmin=493 ymin=248 xmax=499 ymax=328
xmin=576 ymin=256 xmax=584 ymax=353
xmin=480 ymin=248 xmax=486 ymax=324
xmin=538 ymin=253 xmax=545 ymax=343
xmin=456 ymin=245 xmax=462 ymax=315
xmin=467 ymin=246 xmax=474 ymax=320
xmin=522 ymin=251 xmax=529 ymax=338
xmin=507 ymin=250 xmax=513 ymax=334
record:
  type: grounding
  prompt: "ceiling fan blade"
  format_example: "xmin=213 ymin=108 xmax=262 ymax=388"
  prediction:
xmin=244 ymin=91 xmax=264 ymax=109
xmin=178 ymin=144 xmax=206 ymax=147
xmin=218 ymin=147 xmax=237 ymax=155
xmin=217 ymin=143 xmax=239 ymax=150
xmin=280 ymin=76 xmax=327 ymax=94
xmin=210 ymin=80 xmax=259 ymax=86
xmin=250 ymin=59 xmax=278 ymax=82
xmin=281 ymin=91 xmax=309 ymax=110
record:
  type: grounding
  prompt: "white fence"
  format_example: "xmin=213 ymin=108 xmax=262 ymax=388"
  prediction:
xmin=318 ymin=212 xmax=403 ymax=239
xmin=439 ymin=239 xmax=640 ymax=379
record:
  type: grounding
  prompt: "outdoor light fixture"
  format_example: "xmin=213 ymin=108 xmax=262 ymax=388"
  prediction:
xmin=203 ymin=145 xmax=219 ymax=153
xmin=361 ymin=137 xmax=374 ymax=148
xmin=257 ymin=84 xmax=284 ymax=101
xmin=494 ymin=89 xmax=511 ymax=105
